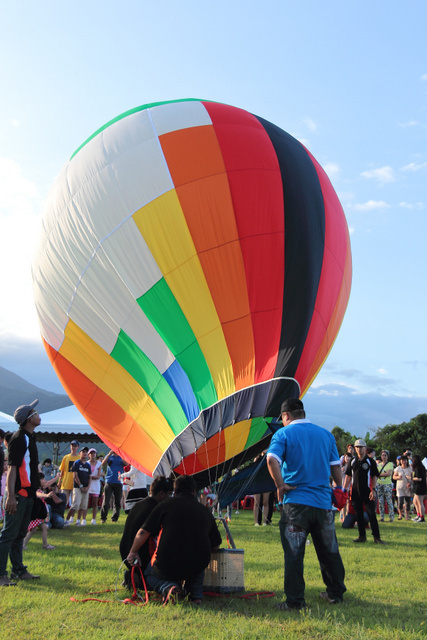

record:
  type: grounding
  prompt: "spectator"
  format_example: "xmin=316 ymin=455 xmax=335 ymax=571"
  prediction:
xmin=87 ymin=449 xmax=102 ymax=525
xmin=45 ymin=483 xmax=67 ymax=529
xmin=64 ymin=447 xmax=91 ymax=526
xmin=58 ymin=441 xmax=80 ymax=512
xmin=393 ymin=456 xmax=413 ymax=520
xmin=39 ymin=458 xmax=59 ymax=483
xmin=23 ymin=475 xmax=55 ymax=551
xmin=410 ymin=454 xmax=425 ymax=523
xmin=343 ymin=439 xmax=385 ymax=545
xmin=376 ymin=450 xmax=394 ymax=522
xmin=100 ymin=451 xmax=124 ymax=523
xmin=120 ymin=466 xmax=150 ymax=513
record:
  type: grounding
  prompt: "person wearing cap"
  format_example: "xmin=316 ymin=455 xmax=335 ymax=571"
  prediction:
xmin=58 ymin=440 xmax=81 ymax=522
xmin=343 ymin=439 xmax=385 ymax=544
xmin=0 ymin=400 xmax=41 ymax=586
xmin=64 ymin=447 xmax=91 ymax=526
xmin=266 ymin=398 xmax=346 ymax=610
xmin=376 ymin=450 xmax=395 ymax=522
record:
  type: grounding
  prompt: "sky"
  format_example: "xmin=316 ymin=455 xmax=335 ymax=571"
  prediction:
xmin=0 ymin=1 xmax=426 ymax=436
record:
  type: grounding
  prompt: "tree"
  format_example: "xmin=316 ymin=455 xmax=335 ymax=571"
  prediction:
xmin=373 ymin=414 xmax=427 ymax=460
xmin=331 ymin=426 xmax=355 ymax=456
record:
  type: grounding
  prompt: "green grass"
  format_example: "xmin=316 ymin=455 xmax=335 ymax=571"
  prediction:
xmin=0 ymin=510 xmax=425 ymax=639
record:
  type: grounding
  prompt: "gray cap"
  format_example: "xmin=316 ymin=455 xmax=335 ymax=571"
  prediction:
xmin=14 ymin=399 xmax=39 ymax=426
xmin=354 ymin=438 xmax=367 ymax=447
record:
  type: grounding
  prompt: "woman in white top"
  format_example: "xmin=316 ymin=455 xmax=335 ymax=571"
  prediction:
xmin=88 ymin=449 xmax=103 ymax=524
xmin=119 ymin=466 xmax=150 ymax=513
xmin=393 ymin=456 xmax=413 ymax=520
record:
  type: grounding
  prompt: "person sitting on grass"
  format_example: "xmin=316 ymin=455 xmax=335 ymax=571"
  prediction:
xmin=126 ymin=475 xmax=222 ymax=605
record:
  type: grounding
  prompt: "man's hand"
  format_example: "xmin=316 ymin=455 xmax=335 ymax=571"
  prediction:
xmin=126 ymin=551 xmax=140 ymax=565
xmin=5 ymin=494 xmax=17 ymax=515
xmin=276 ymin=483 xmax=297 ymax=503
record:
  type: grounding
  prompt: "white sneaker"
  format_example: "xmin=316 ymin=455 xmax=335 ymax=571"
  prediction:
xmin=64 ymin=518 xmax=74 ymax=526
xmin=91 ymin=519 xmax=97 ymax=525
xmin=81 ymin=519 xmax=87 ymax=526
xmin=75 ymin=519 xmax=81 ymax=526
xmin=412 ymin=516 xmax=421 ymax=522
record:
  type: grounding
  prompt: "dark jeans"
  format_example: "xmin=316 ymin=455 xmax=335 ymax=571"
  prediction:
xmin=144 ymin=563 xmax=205 ymax=601
xmin=352 ymin=495 xmax=380 ymax=539
xmin=100 ymin=483 xmax=122 ymax=521
xmin=279 ymin=503 xmax=346 ymax=608
xmin=0 ymin=494 xmax=34 ymax=576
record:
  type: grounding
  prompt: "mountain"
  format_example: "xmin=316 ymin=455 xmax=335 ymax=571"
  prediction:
xmin=0 ymin=365 xmax=72 ymax=415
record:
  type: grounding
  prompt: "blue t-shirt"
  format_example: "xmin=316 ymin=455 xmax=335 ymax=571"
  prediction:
xmin=267 ymin=419 xmax=340 ymax=509
xmin=105 ymin=454 xmax=124 ymax=484
xmin=71 ymin=460 xmax=91 ymax=488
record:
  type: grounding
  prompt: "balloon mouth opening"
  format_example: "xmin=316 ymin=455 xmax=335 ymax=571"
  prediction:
xmin=153 ymin=376 xmax=300 ymax=478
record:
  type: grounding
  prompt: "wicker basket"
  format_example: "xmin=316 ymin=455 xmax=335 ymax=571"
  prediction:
xmin=203 ymin=548 xmax=244 ymax=593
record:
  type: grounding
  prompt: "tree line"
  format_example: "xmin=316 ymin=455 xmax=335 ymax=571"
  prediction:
xmin=332 ymin=413 xmax=427 ymax=460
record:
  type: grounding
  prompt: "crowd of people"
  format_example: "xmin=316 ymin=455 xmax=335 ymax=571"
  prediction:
xmin=339 ymin=443 xmax=426 ymax=527
xmin=0 ymin=396 xmax=425 ymax=610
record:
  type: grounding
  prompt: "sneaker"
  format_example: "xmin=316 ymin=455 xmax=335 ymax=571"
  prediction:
xmin=91 ymin=519 xmax=97 ymax=525
xmin=75 ymin=519 xmax=81 ymax=526
xmin=373 ymin=537 xmax=386 ymax=545
xmin=0 ymin=575 xmax=17 ymax=587
xmin=412 ymin=516 xmax=421 ymax=522
xmin=42 ymin=544 xmax=56 ymax=550
xmin=162 ymin=585 xmax=183 ymax=605
xmin=416 ymin=518 xmax=425 ymax=523
xmin=11 ymin=570 xmax=40 ymax=580
xmin=352 ymin=537 xmax=367 ymax=543
xmin=320 ymin=591 xmax=342 ymax=604
xmin=80 ymin=519 xmax=87 ymax=526
xmin=254 ymin=523 xmax=260 ymax=527
xmin=64 ymin=517 xmax=74 ymax=526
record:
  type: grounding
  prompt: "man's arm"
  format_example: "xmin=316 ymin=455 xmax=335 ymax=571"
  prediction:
xmin=126 ymin=528 xmax=151 ymax=565
xmin=266 ymin=455 xmax=296 ymax=503
xmin=330 ymin=464 xmax=342 ymax=487
xmin=5 ymin=466 xmax=17 ymax=514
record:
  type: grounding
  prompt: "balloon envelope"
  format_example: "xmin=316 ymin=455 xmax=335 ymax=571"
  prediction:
xmin=32 ymin=99 xmax=351 ymax=478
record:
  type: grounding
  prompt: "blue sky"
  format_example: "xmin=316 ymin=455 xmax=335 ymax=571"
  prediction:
xmin=0 ymin=2 xmax=426 ymax=435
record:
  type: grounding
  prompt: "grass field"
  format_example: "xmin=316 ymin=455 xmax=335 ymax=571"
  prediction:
xmin=0 ymin=509 xmax=425 ymax=640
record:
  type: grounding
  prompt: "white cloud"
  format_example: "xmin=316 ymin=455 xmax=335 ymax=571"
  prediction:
xmin=353 ymin=200 xmax=389 ymax=212
xmin=323 ymin=162 xmax=340 ymax=180
xmin=421 ymin=74 xmax=427 ymax=82
xmin=398 ymin=120 xmax=419 ymax=128
xmin=400 ymin=161 xmax=427 ymax=172
xmin=361 ymin=166 xmax=395 ymax=184
xmin=399 ymin=201 xmax=424 ymax=210
xmin=304 ymin=117 xmax=317 ymax=132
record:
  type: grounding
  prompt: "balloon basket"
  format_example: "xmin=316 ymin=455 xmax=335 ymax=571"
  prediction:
xmin=203 ymin=548 xmax=245 ymax=593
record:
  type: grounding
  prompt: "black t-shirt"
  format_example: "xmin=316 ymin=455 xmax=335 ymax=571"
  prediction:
xmin=413 ymin=463 xmax=427 ymax=495
xmin=120 ymin=496 xmax=159 ymax=570
xmin=346 ymin=455 xmax=379 ymax=499
xmin=8 ymin=428 xmax=39 ymax=497
xmin=143 ymin=493 xmax=222 ymax=582
xmin=71 ymin=460 xmax=91 ymax=488
xmin=45 ymin=492 xmax=67 ymax=516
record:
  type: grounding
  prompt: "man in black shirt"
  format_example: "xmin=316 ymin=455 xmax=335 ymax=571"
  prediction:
xmin=119 ymin=476 xmax=172 ymax=588
xmin=0 ymin=400 xmax=41 ymax=586
xmin=344 ymin=439 xmax=385 ymax=545
xmin=127 ymin=475 xmax=222 ymax=604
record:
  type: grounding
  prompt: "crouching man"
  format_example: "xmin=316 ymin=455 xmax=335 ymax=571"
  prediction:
xmin=127 ymin=475 xmax=221 ymax=604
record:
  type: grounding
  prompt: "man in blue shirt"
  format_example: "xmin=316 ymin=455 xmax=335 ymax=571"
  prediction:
xmin=267 ymin=398 xmax=346 ymax=610
xmin=100 ymin=450 xmax=124 ymax=523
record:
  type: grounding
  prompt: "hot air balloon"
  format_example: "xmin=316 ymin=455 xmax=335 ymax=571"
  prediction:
xmin=32 ymin=99 xmax=351 ymax=485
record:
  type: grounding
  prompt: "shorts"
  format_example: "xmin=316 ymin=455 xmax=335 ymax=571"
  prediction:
xmin=71 ymin=487 xmax=89 ymax=511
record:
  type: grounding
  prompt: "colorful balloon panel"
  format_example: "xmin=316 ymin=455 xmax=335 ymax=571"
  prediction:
xmin=32 ymin=99 xmax=352 ymax=478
